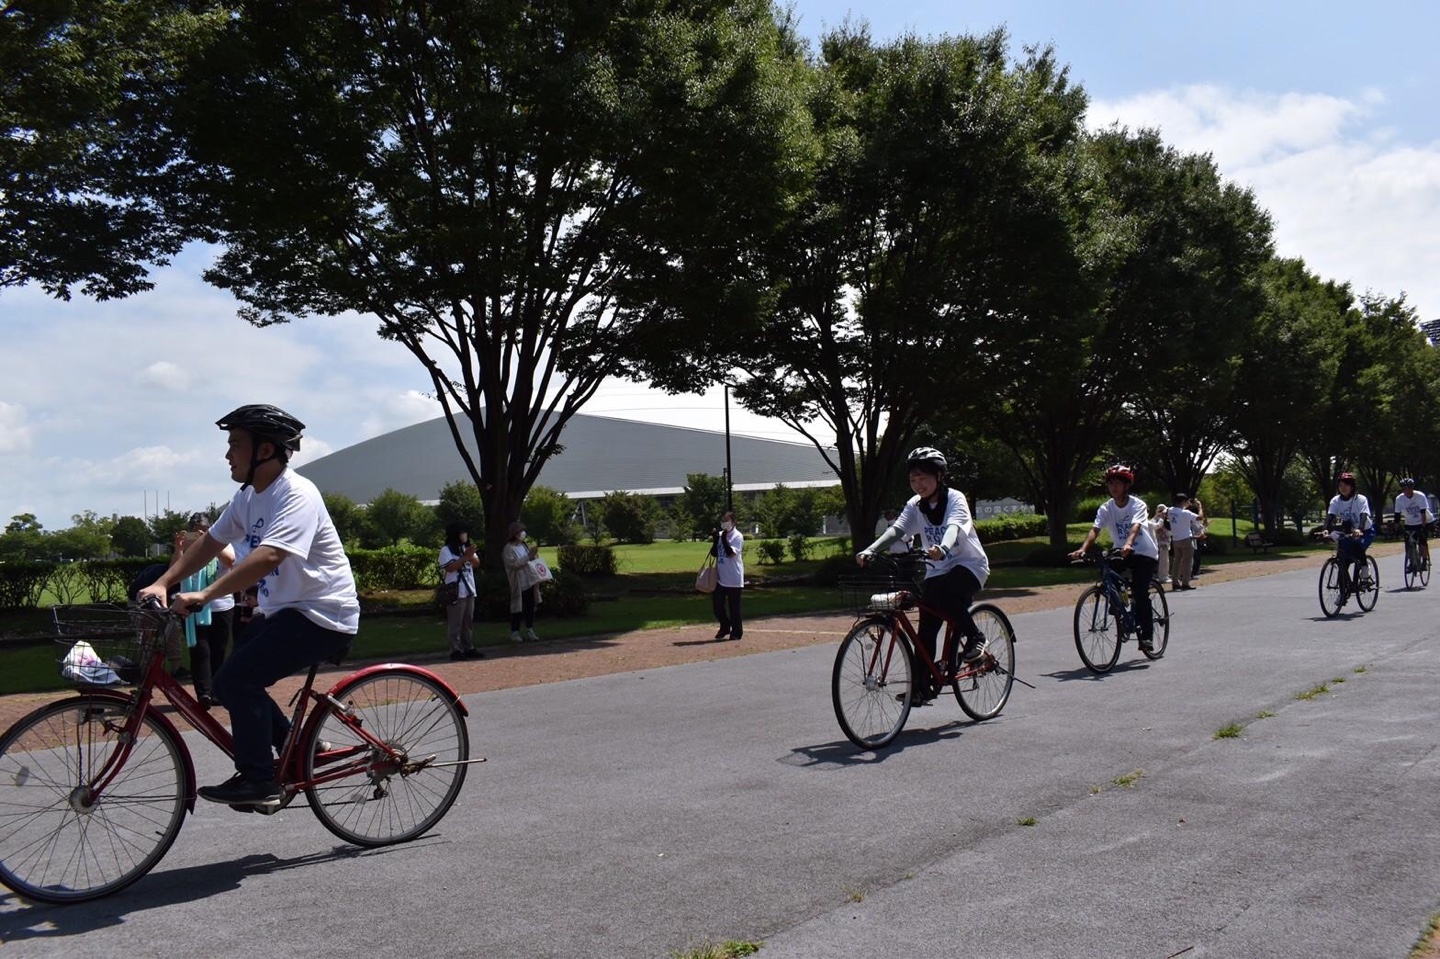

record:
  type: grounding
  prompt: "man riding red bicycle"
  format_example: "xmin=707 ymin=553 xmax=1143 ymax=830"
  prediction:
xmin=139 ymin=405 xmax=359 ymax=809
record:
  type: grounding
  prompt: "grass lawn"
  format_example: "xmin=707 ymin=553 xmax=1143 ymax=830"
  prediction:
xmin=0 ymin=526 xmax=1330 ymax=696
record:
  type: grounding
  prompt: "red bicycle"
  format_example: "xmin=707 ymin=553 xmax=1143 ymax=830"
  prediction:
xmin=0 ymin=602 xmax=478 ymax=904
xmin=832 ymin=555 xmax=1017 ymax=749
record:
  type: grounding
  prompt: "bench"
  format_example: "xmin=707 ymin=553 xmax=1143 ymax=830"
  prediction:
xmin=1244 ymin=530 xmax=1277 ymax=553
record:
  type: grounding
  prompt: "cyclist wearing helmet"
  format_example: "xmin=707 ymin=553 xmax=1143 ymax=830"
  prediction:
xmin=139 ymin=405 xmax=359 ymax=809
xmin=1393 ymin=478 xmax=1431 ymax=569
xmin=1325 ymin=471 xmax=1374 ymax=603
xmin=856 ymin=447 xmax=991 ymax=705
xmin=1068 ymin=465 xmax=1159 ymax=652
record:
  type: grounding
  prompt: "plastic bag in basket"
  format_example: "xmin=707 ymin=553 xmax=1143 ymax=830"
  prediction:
xmin=61 ymin=640 xmax=124 ymax=685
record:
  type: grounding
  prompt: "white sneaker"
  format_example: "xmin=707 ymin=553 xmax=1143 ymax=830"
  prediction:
xmin=523 ymin=628 xmax=539 ymax=642
xmin=510 ymin=630 xmax=523 ymax=643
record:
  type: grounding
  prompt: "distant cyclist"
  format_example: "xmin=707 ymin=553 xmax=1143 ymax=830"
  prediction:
xmin=857 ymin=447 xmax=991 ymax=704
xmin=139 ymin=405 xmax=359 ymax=808
xmin=1325 ymin=471 xmax=1374 ymax=602
xmin=1068 ymin=464 xmax=1158 ymax=652
xmin=1393 ymin=477 xmax=1431 ymax=569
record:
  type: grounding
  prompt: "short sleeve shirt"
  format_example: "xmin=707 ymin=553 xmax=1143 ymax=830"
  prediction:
xmin=1394 ymin=492 xmax=1431 ymax=527
xmin=1327 ymin=494 xmax=1373 ymax=532
xmin=209 ymin=470 xmax=359 ymax=633
xmin=1093 ymin=497 xmax=1159 ymax=560
xmin=892 ymin=488 xmax=990 ymax=586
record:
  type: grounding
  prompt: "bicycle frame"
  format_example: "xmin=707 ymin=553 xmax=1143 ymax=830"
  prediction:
xmin=867 ymin=588 xmax=989 ymax=688
xmin=72 ymin=619 xmax=469 ymax=812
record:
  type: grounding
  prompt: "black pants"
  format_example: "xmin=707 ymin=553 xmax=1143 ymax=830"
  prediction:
xmin=917 ymin=565 xmax=982 ymax=679
xmin=712 ymin=584 xmax=743 ymax=639
xmin=191 ymin=606 xmax=234 ymax=698
xmin=1123 ymin=554 xmax=1158 ymax=641
xmin=509 ymin=586 xmax=537 ymax=631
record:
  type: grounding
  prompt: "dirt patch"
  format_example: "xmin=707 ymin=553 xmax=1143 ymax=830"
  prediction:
xmin=0 ymin=546 xmax=1386 ymax=732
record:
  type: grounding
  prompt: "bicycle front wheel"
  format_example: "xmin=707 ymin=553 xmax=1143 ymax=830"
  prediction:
xmin=0 ymin=696 xmax=187 ymax=904
xmin=1356 ymin=555 xmax=1380 ymax=611
xmin=1142 ymin=581 xmax=1170 ymax=660
xmin=1404 ymin=546 xmax=1417 ymax=589
xmin=1318 ymin=558 xmax=1343 ymax=618
xmin=1422 ymin=554 xmax=1431 ymax=588
xmin=832 ymin=617 xmax=913 ymax=750
xmin=1073 ymin=586 xmax=1121 ymax=673
xmin=954 ymin=604 xmax=1015 ymax=721
xmin=304 ymin=671 xmax=470 ymax=847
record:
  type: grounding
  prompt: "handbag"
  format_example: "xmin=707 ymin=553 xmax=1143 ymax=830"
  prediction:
xmin=695 ymin=553 xmax=718 ymax=593
xmin=438 ymin=580 xmax=460 ymax=606
xmin=527 ymin=558 xmax=554 ymax=584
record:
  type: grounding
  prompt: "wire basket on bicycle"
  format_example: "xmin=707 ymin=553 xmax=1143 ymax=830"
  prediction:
xmin=51 ymin=603 xmax=165 ymax=686
xmin=836 ymin=552 xmax=926 ymax=614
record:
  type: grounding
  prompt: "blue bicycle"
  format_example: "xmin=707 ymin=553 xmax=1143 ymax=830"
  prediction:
xmin=1072 ymin=548 xmax=1170 ymax=673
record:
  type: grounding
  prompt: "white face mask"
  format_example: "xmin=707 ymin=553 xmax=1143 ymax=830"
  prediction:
xmin=721 ymin=521 xmax=734 ymax=532
xmin=518 ymin=531 xmax=527 ymax=541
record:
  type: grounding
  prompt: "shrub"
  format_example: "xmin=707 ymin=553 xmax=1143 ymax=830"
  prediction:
xmin=787 ymin=533 xmax=811 ymax=562
xmin=596 ymin=490 xmax=660 ymax=544
xmin=557 ymin=544 xmax=617 ymax=576
xmin=811 ymin=554 xmax=856 ymax=587
xmin=348 ymin=546 xmax=437 ymax=591
xmin=974 ymin=513 xmax=1047 ymax=543
xmin=0 ymin=562 xmax=55 ymax=609
xmin=1024 ymin=545 xmax=1077 ymax=567
xmin=539 ymin=574 xmax=588 ymax=617
xmin=1070 ymin=496 xmax=1109 ymax=524
xmin=756 ymin=540 xmax=786 ymax=565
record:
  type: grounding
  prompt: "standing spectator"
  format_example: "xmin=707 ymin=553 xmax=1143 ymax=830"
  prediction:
xmin=502 ymin=520 xmax=541 ymax=642
xmin=1189 ymin=498 xmax=1209 ymax=577
xmin=174 ymin=512 xmax=238 ymax=707
xmin=1148 ymin=503 xmax=1172 ymax=584
xmin=711 ymin=511 xmax=745 ymax=640
xmin=1169 ymin=494 xmax=1199 ymax=590
xmin=438 ymin=523 xmax=483 ymax=660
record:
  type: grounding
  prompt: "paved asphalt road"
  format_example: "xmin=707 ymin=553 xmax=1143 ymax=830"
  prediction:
xmin=1 ymin=561 xmax=1437 ymax=959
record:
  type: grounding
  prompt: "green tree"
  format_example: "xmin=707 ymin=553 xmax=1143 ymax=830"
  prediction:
xmin=111 ymin=515 xmax=156 ymax=556
xmin=147 ymin=0 xmax=810 ymax=564
xmin=435 ymin=481 xmax=486 ymax=541
xmin=596 ymin=491 xmax=659 ymax=545
xmin=674 ymin=473 xmax=730 ymax=541
xmin=50 ymin=511 xmax=113 ymax=559
xmin=146 ymin=508 xmax=191 ymax=550
xmin=321 ymin=492 xmax=366 ymax=547
xmin=0 ymin=514 xmax=46 ymax=562
xmin=732 ymin=28 xmax=1088 ymax=544
xmin=1230 ymin=257 xmax=1349 ymax=534
xmin=521 ymin=486 xmax=578 ymax=546
xmin=362 ymin=488 xmax=434 ymax=548
xmin=0 ymin=0 xmax=228 ymax=298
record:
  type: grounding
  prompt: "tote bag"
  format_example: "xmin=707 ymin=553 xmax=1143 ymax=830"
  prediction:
xmin=695 ymin=553 xmax=718 ymax=593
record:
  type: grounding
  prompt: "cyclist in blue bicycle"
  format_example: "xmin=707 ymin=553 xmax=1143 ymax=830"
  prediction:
xmin=1068 ymin=464 xmax=1159 ymax=652
xmin=857 ymin=447 xmax=990 ymax=704
xmin=138 ymin=405 xmax=359 ymax=809
xmin=1325 ymin=471 xmax=1374 ymax=603
xmin=1393 ymin=477 xmax=1431 ymax=570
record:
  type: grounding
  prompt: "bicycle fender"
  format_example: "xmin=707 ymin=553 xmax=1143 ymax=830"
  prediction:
xmin=322 ymin=664 xmax=470 ymax=717
xmin=62 ymin=691 xmax=198 ymax=812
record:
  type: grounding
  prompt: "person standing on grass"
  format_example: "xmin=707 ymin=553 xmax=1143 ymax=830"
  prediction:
xmin=711 ymin=511 xmax=745 ymax=641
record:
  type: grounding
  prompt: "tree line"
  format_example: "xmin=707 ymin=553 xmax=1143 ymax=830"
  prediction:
xmin=4 ymin=1 xmax=1434 ymax=554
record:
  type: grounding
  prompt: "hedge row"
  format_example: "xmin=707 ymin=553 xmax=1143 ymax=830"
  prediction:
xmin=0 ymin=558 xmax=158 ymax=610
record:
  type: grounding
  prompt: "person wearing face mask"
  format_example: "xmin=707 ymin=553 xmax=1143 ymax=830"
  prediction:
xmin=439 ymin=523 xmax=483 ymax=661
xmin=503 ymin=520 xmax=542 ymax=642
xmin=711 ymin=511 xmax=745 ymax=640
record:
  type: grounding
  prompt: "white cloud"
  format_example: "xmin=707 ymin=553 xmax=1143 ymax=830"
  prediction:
xmin=0 ymin=402 xmax=32 ymax=453
xmin=1088 ymin=84 xmax=1440 ymax=321
xmin=137 ymin=361 xmax=193 ymax=392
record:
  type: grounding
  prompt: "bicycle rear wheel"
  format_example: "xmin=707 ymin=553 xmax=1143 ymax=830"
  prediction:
xmin=304 ymin=671 xmax=469 ymax=847
xmin=1356 ymin=555 xmax=1380 ymax=611
xmin=832 ymin=617 xmax=913 ymax=749
xmin=954 ymin=604 xmax=1015 ymax=721
xmin=1073 ymin=586 xmax=1121 ymax=673
xmin=1318 ymin=558 xmax=1343 ymax=618
xmin=1142 ymin=581 xmax=1169 ymax=660
xmin=0 ymin=696 xmax=187 ymax=904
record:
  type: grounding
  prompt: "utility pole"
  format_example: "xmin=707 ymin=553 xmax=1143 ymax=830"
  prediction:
xmin=723 ymin=385 xmax=734 ymax=514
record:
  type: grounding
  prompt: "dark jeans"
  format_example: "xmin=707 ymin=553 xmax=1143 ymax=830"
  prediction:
xmin=509 ymin=587 xmax=537 ymax=631
xmin=918 ymin=565 xmax=982 ymax=678
xmin=712 ymin=584 xmax=743 ymax=638
xmin=1123 ymin=554 xmax=1158 ymax=641
xmin=190 ymin=606 xmax=234 ymax=698
xmin=1337 ymin=531 xmax=1375 ymax=588
xmin=212 ymin=609 xmax=352 ymax=784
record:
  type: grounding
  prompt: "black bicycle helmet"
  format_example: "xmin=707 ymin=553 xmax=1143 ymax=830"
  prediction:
xmin=217 ymin=404 xmax=306 ymax=489
xmin=906 ymin=446 xmax=947 ymax=477
xmin=1400 ymin=477 xmax=1416 ymax=488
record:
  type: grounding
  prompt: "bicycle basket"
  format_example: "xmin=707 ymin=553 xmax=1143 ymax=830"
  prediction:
xmin=837 ymin=573 xmax=920 ymax=615
xmin=52 ymin=604 xmax=165 ymax=686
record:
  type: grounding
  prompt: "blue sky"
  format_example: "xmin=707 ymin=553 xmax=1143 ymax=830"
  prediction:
xmin=4 ymin=1 xmax=1438 ymax=530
